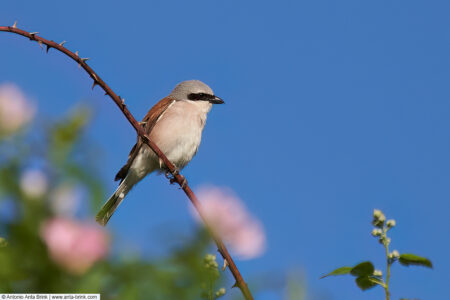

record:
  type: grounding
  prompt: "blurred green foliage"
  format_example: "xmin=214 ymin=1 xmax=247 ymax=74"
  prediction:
xmin=0 ymin=106 xmax=227 ymax=299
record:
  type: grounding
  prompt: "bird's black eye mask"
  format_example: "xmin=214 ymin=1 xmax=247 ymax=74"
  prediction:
xmin=187 ymin=92 xmax=216 ymax=101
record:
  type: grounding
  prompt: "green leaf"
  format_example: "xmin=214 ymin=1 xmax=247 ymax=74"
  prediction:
xmin=368 ymin=276 xmax=385 ymax=287
xmin=320 ymin=266 xmax=352 ymax=279
xmin=49 ymin=106 xmax=92 ymax=165
xmin=0 ymin=237 xmax=7 ymax=248
xmin=350 ymin=262 xmax=375 ymax=277
xmin=355 ymin=276 xmax=378 ymax=291
xmin=399 ymin=253 xmax=433 ymax=268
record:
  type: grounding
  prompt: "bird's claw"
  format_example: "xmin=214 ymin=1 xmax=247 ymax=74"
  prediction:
xmin=169 ymin=174 xmax=187 ymax=188
xmin=172 ymin=167 xmax=180 ymax=176
xmin=165 ymin=166 xmax=180 ymax=179
xmin=165 ymin=167 xmax=186 ymax=188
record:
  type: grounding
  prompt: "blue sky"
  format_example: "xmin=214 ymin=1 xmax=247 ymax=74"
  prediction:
xmin=1 ymin=0 xmax=450 ymax=299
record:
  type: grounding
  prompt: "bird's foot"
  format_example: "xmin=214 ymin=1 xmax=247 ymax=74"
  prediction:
xmin=171 ymin=167 xmax=180 ymax=176
xmin=165 ymin=166 xmax=180 ymax=179
xmin=165 ymin=166 xmax=186 ymax=188
xmin=169 ymin=174 xmax=187 ymax=188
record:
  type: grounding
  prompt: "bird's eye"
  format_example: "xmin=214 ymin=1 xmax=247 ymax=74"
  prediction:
xmin=188 ymin=93 xmax=212 ymax=101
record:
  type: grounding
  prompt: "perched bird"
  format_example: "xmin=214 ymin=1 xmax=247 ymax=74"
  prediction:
xmin=96 ymin=80 xmax=224 ymax=226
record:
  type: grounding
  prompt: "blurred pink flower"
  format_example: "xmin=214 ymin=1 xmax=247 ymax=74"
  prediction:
xmin=40 ymin=218 xmax=109 ymax=274
xmin=193 ymin=186 xmax=266 ymax=260
xmin=0 ymin=83 xmax=35 ymax=134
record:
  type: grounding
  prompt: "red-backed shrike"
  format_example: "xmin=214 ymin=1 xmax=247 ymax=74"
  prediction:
xmin=96 ymin=80 xmax=224 ymax=226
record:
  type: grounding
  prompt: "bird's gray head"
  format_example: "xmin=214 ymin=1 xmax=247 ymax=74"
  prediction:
xmin=169 ymin=80 xmax=224 ymax=104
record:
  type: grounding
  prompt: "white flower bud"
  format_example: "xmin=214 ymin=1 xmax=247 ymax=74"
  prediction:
xmin=373 ymin=209 xmax=384 ymax=219
xmin=373 ymin=269 xmax=383 ymax=277
xmin=372 ymin=209 xmax=386 ymax=227
xmin=204 ymin=254 xmax=218 ymax=270
xmin=371 ymin=229 xmax=382 ymax=237
xmin=20 ymin=169 xmax=48 ymax=199
xmin=205 ymin=254 xmax=216 ymax=261
xmin=378 ymin=236 xmax=391 ymax=246
xmin=215 ymin=288 xmax=226 ymax=297
xmin=391 ymin=250 xmax=400 ymax=259
xmin=386 ymin=219 xmax=396 ymax=228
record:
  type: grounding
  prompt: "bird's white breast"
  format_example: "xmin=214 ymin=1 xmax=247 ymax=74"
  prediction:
xmin=149 ymin=100 xmax=211 ymax=169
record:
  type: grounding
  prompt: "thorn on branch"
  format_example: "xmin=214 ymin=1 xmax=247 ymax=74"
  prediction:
xmin=29 ymin=32 xmax=39 ymax=40
xmin=12 ymin=21 xmax=17 ymax=28
xmin=46 ymin=44 xmax=52 ymax=53
xmin=222 ymin=259 xmax=229 ymax=271
xmin=37 ymin=41 xmax=43 ymax=49
xmin=79 ymin=57 xmax=89 ymax=68
xmin=59 ymin=40 xmax=66 ymax=47
xmin=232 ymin=282 xmax=239 ymax=289
xmin=91 ymin=81 xmax=98 ymax=90
xmin=75 ymin=51 xmax=79 ymax=56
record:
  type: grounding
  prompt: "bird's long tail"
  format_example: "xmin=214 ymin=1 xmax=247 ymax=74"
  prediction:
xmin=96 ymin=178 xmax=131 ymax=226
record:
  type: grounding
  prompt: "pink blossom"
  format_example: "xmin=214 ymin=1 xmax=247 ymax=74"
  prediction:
xmin=0 ymin=83 xmax=35 ymax=134
xmin=193 ymin=186 xmax=266 ymax=260
xmin=40 ymin=218 xmax=109 ymax=274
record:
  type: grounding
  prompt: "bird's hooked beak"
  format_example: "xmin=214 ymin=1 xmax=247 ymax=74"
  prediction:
xmin=210 ymin=95 xmax=224 ymax=104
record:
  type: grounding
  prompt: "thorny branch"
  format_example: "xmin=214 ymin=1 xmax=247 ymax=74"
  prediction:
xmin=0 ymin=23 xmax=254 ymax=300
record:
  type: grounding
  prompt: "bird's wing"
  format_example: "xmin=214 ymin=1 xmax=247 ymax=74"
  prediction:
xmin=114 ymin=97 xmax=175 ymax=182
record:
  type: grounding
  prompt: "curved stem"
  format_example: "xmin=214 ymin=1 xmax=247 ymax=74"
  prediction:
xmin=0 ymin=25 xmax=253 ymax=300
xmin=383 ymin=228 xmax=391 ymax=300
